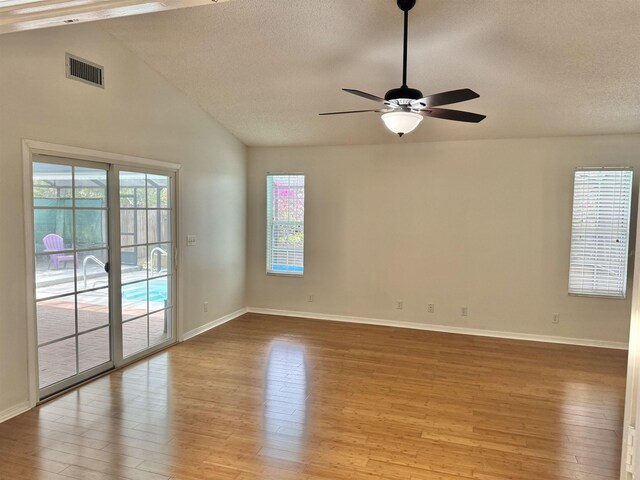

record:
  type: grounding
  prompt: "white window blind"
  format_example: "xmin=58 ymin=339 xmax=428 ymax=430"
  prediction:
xmin=266 ymin=174 xmax=304 ymax=275
xmin=568 ymin=168 xmax=633 ymax=298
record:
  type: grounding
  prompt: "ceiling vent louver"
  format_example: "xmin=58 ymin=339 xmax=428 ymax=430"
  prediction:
xmin=65 ymin=53 xmax=104 ymax=88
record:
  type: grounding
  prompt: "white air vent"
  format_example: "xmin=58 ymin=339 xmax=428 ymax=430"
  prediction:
xmin=65 ymin=53 xmax=104 ymax=88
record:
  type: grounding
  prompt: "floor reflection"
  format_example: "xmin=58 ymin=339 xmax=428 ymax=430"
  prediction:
xmin=262 ymin=340 xmax=308 ymax=463
xmin=559 ymin=380 xmax=624 ymax=478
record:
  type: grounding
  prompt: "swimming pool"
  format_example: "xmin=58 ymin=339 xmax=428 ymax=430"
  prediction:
xmin=122 ymin=281 xmax=168 ymax=302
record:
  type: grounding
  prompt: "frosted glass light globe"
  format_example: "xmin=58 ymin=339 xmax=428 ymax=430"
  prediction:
xmin=381 ymin=111 xmax=423 ymax=137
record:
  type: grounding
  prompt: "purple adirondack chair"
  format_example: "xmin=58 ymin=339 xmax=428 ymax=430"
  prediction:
xmin=43 ymin=234 xmax=74 ymax=269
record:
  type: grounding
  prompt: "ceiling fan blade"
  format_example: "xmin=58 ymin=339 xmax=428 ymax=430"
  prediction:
xmin=416 ymin=88 xmax=480 ymax=108
xmin=319 ymin=109 xmax=383 ymax=116
xmin=342 ymin=89 xmax=386 ymax=103
xmin=422 ymin=107 xmax=486 ymax=123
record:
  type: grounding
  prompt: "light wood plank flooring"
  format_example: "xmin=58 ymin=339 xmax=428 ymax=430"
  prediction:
xmin=0 ymin=313 xmax=628 ymax=479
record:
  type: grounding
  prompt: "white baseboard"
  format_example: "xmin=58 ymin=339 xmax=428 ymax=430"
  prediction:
xmin=182 ymin=307 xmax=248 ymax=341
xmin=247 ymin=307 xmax=628 ymax=350
xmin=0 ymin=401 xmax=31 ymax=424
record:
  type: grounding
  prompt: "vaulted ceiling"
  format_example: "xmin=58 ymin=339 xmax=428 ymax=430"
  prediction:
xmin=13 ymin=0 xmax=640 ymax=146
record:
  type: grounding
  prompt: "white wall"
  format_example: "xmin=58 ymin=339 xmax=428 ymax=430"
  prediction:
xmin=0 ymin=24 xmax=246 ymax=415
xmin=247 ymin=135 xmax=640 ymax=346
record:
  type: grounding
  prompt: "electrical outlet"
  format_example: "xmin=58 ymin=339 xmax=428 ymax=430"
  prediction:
xmin=307 ymin=294 xmax=314 ymax=302
xmin=396 ymin=300 xmax=404 ymax=310
xmin=552 ymin=313 xmax=560 ymax=324
xmin=461 ymin=307 xmax=469 ymax=317
xmin=427 ymin=303 xmax=435 ymax=313
xmin=203 ymin=301 xmax=208 ymax=313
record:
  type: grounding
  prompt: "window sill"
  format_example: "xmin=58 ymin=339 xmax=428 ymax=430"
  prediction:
xmin=266 ymin=271 xmax=304 ymax=278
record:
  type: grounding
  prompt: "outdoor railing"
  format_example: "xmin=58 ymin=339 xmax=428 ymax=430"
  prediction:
xmin=83 ymin=255 xmax=106 ymax=289
xmin=150 ymin=246 xmax=168 ymax=274
xmin=83 ymin=246 xmax=168 ymax=289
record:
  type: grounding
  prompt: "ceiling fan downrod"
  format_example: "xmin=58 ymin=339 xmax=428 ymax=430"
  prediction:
xmin=399 ymin=0 xmax=415 ymax=87
xmin=385 ymin=0 xmax=422 ymax=102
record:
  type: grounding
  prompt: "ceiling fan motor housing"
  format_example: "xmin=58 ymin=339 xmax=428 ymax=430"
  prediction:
xmin=384 ymin=86 xmax=423 ymax=101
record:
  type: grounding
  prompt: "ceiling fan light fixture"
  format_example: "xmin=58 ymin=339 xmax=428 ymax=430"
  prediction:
xmin=381 ymin=111 xmax=423 ymax=137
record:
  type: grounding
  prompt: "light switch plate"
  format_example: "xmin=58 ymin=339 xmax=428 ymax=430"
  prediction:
xmin=186 ymin=235 xmax=196 ymax=246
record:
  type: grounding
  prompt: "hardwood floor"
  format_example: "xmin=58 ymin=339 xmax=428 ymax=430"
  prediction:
xmin=0 ymin=313 xmax=628 ymax=479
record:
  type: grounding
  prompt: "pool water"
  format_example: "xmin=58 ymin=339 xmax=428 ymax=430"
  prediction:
xmin=272 ymin=264 xmax=304 ymax=273
xmin=122 ymin=281 xmax=168 ymax=302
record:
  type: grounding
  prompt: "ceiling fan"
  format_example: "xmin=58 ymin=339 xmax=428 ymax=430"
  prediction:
xmin=320 ymin=0 xmax=486 ymax=137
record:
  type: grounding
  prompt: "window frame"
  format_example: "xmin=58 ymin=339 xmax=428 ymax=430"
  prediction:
xmin=265 ymin=173 xmax=305 ymax=277
xmin=568 ymin=166 xmax=633 ymax=299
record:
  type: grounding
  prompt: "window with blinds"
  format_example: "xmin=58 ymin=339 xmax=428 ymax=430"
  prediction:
xmin=568 ymin=168 xmax=633 ymax=298
xmin=266 ymin=174 xmax=304 ymax=275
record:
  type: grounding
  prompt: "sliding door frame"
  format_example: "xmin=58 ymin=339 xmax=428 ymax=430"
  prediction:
xmin=22 ymin=140 xmax=182 ymax=407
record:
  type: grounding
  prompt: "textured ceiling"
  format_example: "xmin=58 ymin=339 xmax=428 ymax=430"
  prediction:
xmin=99 ymin=0 xmax=640 ymax=147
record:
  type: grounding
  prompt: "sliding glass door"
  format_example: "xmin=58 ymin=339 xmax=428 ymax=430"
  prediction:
xmin=33 ymin=157 xmax=112 ymax=398
xmin=31 ymin=157 xmax=177 ymax=399
xmin=118 ymin=170 xmax=174 ymax=360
